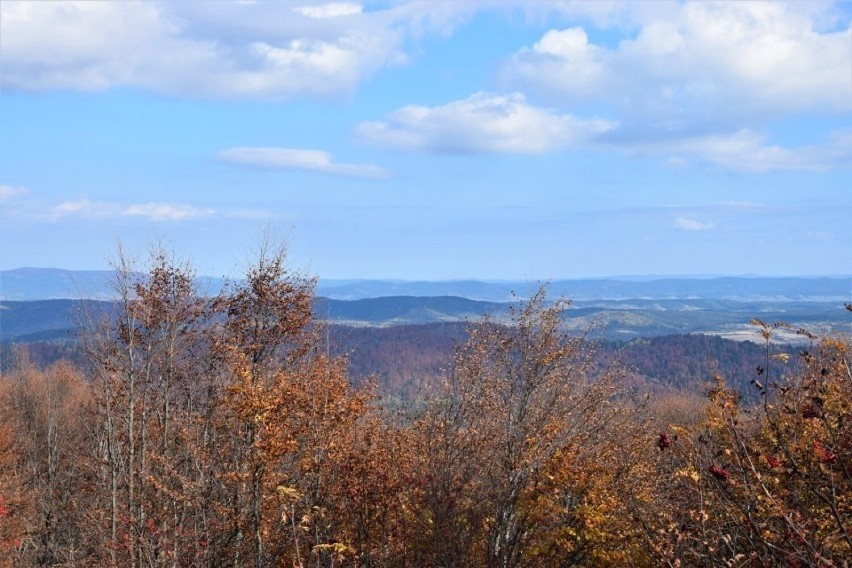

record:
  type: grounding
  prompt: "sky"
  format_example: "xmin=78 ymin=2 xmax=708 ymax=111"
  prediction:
xmin=1 ymin=1 xmax=850 ymax=280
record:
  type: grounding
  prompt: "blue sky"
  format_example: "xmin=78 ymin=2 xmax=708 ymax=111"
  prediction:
xmin=1 ymin=1 xmax=850 ymax=280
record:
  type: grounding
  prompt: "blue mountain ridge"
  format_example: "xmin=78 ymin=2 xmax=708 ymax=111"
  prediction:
xmin=2 ymin=267 xmax=850 ymax=302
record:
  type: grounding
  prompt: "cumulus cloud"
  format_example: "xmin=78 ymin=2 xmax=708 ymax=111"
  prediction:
xmin=356 ymin=92 xmax=615 ymax=154
xmin=0 ymin=1 xmax=414 ymax=99
xmin=0 ymin=1 xmax=489 ymax=99
xmin=500 ymin=2 xmax=851 ymax=171
xmin=508 ymin=27 xmax=609 ymax=100
xmin=674 ymin=217 xmax=714 ymax=231
xmin=504 ymin=2 xmax=850 ymax=116
xmin=49 ymin=199 xmax=214 ymax=222
xmin=0 ymin=184 xmax=27 ymax=202
xmin=217 ymin=147 xmax=389 ymax=178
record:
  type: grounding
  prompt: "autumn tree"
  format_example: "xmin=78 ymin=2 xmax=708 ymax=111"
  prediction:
xmin=185 ymin=237 xmax=433 ymax=567
xmin=0 ymin=349 xmax=92 ymax=565
xmin=411 ymin=288 xmax=645 ymax=567
xmin=201 ymin=238 xmax=314 ymax=566
xmin=73 ymin=237 xmax=414 ymax=567
xmin=643 ymin=319 xmax=851 ymax=566
xmin=0 ymin=362 xmax=31 ymax=565
xmin=81 ymin=244 xmax=216 ymax=566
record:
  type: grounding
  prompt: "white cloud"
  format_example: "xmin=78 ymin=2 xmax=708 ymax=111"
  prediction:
xmin=356 ymin=92 xmax=615 ymax=154
xmin=500 ymin=2 xmax=851 ymax=171
xmin=49 ymin=199 xmax=102 ymax=219
xmin=674 ymin=217 xmax=714 ymax=231
xmin=670 ymin=129 xmax=852 ymax=173
xmin=504 ymin=2 xmax=850 ymax=115
xmin=217 ymin=147 xmax=389 ymax=178
xmin=0 ymin=184 xmax=27 ymax=202
xmin=0 ymin=1 xmax=412 ymax=99
xmin=122 ymin=202 xmax=216 ymax=221
xmin=0 ymin=1 xmax=492 ymax=100
xmin=49 ymin=199 xmax=214 ymax=222
xmin=508 ymin=27 xmax=609 ymax=99
xmin=294 ymin=2 xmax=362 ymax=19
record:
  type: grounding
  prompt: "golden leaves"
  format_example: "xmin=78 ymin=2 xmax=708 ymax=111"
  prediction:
xmin=770 ymin=353 xmax=790 ymax=363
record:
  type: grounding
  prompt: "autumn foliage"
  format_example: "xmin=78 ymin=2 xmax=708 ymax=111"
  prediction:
xmin=0 ymin=242 xmax=849 ymax=566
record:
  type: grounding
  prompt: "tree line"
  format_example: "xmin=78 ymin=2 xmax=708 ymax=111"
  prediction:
xmin=0 ymin=243 xmax=849 ymax=566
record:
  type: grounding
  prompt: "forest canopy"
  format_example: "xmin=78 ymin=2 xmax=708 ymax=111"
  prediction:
xmin=0 ymin=243 xmax=849 ymax=567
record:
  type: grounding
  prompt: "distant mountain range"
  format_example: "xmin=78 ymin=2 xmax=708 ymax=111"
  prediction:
xmin=2 ymin=267 xmax=850 ymax=302
xmin=2 ymin=297 xmax=849 ymax=344
xmin=317 ymin=277 xmax=852 ymax=303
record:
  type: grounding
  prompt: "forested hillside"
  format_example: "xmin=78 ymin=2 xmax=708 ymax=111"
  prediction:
xmin=2 ymin=323 xmax=789 ymax=404
xmin=0 ymin=249 xmax=849 ymax=566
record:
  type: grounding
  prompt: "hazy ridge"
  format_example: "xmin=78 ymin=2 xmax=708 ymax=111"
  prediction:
xmin=2 ymin=267 xmax=850 ymax=302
